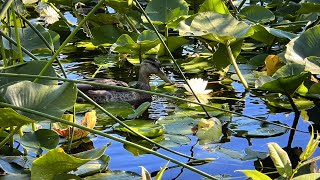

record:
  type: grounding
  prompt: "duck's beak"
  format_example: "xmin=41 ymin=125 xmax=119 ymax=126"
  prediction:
xmin=157 ymin=70 xmax=174 ymax=85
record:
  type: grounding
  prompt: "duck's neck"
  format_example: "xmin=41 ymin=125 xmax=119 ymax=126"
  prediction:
xmin=137 ymin=70 xmax=151 ymax=91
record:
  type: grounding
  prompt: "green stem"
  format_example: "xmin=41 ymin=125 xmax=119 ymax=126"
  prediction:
xmin=9 ymin=126 xmax=13 ymax=152
xmin=0 ymin=126 xmax=21 ymax=149
xmin=0 ymin=102 xmax=217 ymax=180
xmin=134 ymin=0 xmax=211 ymax=118
xmin=237 ymin=0 xmax=247 ymax=10
xmin=226 ymin=44 xmax=249 ymax=90
xmin=67 ymin=106 xmax=76 ymax=152
xmin=0 ymin=34 xmax=7 ymax=67
xmin=0 ymin=31 xmax=40 ymax=61
xmin=34 ymin=0 xmax=105 ymax=83
xmin=124 ymin=14 xmax=140 ymax=34
xmin=49 ymin=3 xmax=73 ymax=26
xmin=72 ymin=7 xmax=92 ymax=38
xmin=10 ymin=3 xmax=23 ymax=63
xmin=0 ymin=0 xmax=14 ymax=19
xmin=0 ymin=73 xmax=303 ymax=132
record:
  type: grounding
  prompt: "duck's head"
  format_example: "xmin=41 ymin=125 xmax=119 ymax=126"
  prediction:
xmin=139 ymin=57 xmax=173 ymax=85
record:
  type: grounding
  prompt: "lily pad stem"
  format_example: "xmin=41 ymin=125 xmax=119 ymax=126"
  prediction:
xmin=0 ymin=35 xmax=7 ymax=67
xmin=226 ymin=43 xmax=249 ymax=90
xmin=124 ymin=14 xmax=140 ymax=34
xmin=0 ymin=125 xmax=21 ymax=149
xmin=286 ymin=93 xmax=300 ymax=148
xmin=10 ymin=3 xmax=23 ymax=63
xmin=0 ymin=0 xmax=14 ymax=19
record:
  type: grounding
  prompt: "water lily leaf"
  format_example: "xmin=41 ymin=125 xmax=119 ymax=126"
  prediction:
xmin=297 ymin=3 xmax=320 ymax=14
xmin=73 ymin=155 xmax=110 ymax=177
xmin=70 ymin=103 xmax=95 ymax=114
xmin=0 ymin=158 xmax=25 ymax=174
xmin=49 ymin=20 xmax=71 ymax=42
xmin=105 ymin=0 xmax=133 ymax=13
xmin=268 ymin=142 xmax=292 ymax=177
xmin=256 ymin=70 xmax=311 ymax=94
xmin=158 ymin=134 xmax=191 ymax=148
xmin=265 ymin=94 xmax=314 ymax=110
xmin=196 ymin=118 xmax=222 ymax=145
xmin=97 ymin=102 xmax=134 ymax=119
xmin=53 ymin=174 xmax=81 ymax=180
xmin=176 ymin=15 xmax=197 ymax=36
xmin=142 ymin=0 xmax=189 ymax=25
xmin=249 ymin=53 xmax=269 ymax=66
xmin=0 ymin=81 xmax=77 ymax=122
xmin=181 ymin=56 xmax=214 ymax=73
xmin=307 ymin=83 xmax=320 ymax=99
xmin=285 ymin=25 xmax=320 ymax=74
xmin=157 ymin=117 xmax=200 ymax=135
xmin=198 ymin=0 xmax=230 ymax=14
xmin=293 ymin=173 xmax=320 ymax=180
xmin=20 ymin=129 xmax=60 ymax=155
xmin=238 ymin=170 xmax=272 ymax=180
xmin=83 ymin=171 xmax=141 ymax=180
xmin=0 ymin=108 xmax=35 ymax=128
xmin=114 ymin=120 xmax=165 ymax=138
xmin=230 ymin=119 xmax=288 ymax=138
xmin=91 ymin=25 xmax=131 ymax=45
xmin=0 ymin=61 xmax=57 ymax=86
xmin=128 ymin=102 xmax=151 ymax=119
xmin=188 ymin=12 xmax=254 ymax=44
xmin=89 ymin=14 xmax=120 ymax=26
xmin=231 ymin=71 xmax=267 ymax=85
xmin=31 ymin=145 xmax=108 ymax=180
xmin=243 ymin=148 xmax=269 ymax=161
xmin=251 ymin=25 xmax=297 ymax=45
xmin=239 ymin=5 xmax=275 ymax=23
xmin=158 ymin=36 xmax=189 ymax=56
xmin=111 ymin=30 xmax=163 ymax=55
xmin=265 ymin=55 xmax=284 ymax=76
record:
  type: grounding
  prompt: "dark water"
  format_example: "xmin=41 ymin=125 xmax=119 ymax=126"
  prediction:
xmin=61 ymin=56 xmax=320 ymax=179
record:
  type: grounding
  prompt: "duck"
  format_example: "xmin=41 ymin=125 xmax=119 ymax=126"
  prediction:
xmin=77 ymin=57 xmax=173 ymax=106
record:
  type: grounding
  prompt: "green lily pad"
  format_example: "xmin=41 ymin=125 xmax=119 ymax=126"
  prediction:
xmin=183 ymin=12 xmax=254 ymax=44
xmin=297 ymin=3 xmax=320 ymax=14
xmin=0 ymin=81 xmax=77 ymax=122
xmin=285 ymin=25 xmax=320 ymax=74
xmin=83 ymin=171 xmax=141 ymax=180
xmin=73 ymin=155 xmax=110 ymax=177
xmin=31 ymin=145 xmax=109 ymax=179
xmin=307 ymin=83 xmax=320 ymax=99
xmin=158 ymin=134 xmax=191 ymax=148
xmin=265 ymin=94 xmax=314 ymax=110
xmin=142 ymin=0 xmax=189 ymax=25
xmin=229 ymin=119 xmax=288 ymax=138
xmin=196 ymin=118 xmax=223 ymax=145
xmin=127 ymin=102 xmax=151 ymax=119
xmin=0 ymin=108 xmax=35 ymax=128
xmin=97 ymin=102 xmax=134 ymax=119
xmin=157 ymin=117 xmax=200 ymax=135
xmin=70 ymin=103 xmax=95 ymax=114
xmin=0 ymin=61 xmax=57 ymax=86
xmin=251 ymin=25 xmax=297 ymax=45
xmin=114 ymin=119 xmax=165 ymax=138
xmin=91 ymin=25 xmax=132 ymax=45
xmin=157 ymin=36 xmax=189 ymax=56
xmin=198 ymin=0 xmax=230 ymax=14
xmin=239 ymin=5 xmax=275 ymax=23
xmin=20 ymin=129 xmax=60 ymax=155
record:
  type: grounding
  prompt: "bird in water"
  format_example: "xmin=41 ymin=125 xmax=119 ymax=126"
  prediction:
xmin=77 ymin=57 xmax=173 ymax=106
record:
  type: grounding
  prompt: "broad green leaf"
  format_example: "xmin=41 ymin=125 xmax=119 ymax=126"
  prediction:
xmin=0 ymin=61 xmax=57 ymax=86
xmin=97 ymin=102 xmax=134 ymax=121
xmin=176 ymin=15 xmax=197 ymax=36
xmin=239 ymin=5 xmax=275 ymax=23
xmin=272 ymin=63 xmax=305 ymax=79
xmin=293 ymin=173 xmax=320 ymax=180
xmin=256 ymin=71 xmax=311 ymax=94
xmin=0 ymin=81 xmax=77 ymax=121
xmin=91 ymin=25 xmax=133 ymax=45
xmin=158 ymin=36 xmax=189 ymax=56
xmin=128 ymin=102 xmax=151 ymax=119
xmin=188 ymin=12 xmax=254 ymax=44
xmin=157 ymin=117 xmax=200 ymax=135
xmin=265 ymin=94 xmax=314 ymax=110
xmin=31 ymin=145 xmax=108 ymax=180
xmin=268 ymin=142 xmax=292 ymax=177
xmin=105 ymin=0 xmax=133 ymax=13
xmin=0 ymin=108 xmax=35 ymax=128
xmin=297 ymin=3 xmax=320 ymax=14
xmin=73 ymin=155 xmax=110 ymax=177
xmin=237 ymin=170 xmax=272 ymax=180
xmin=114 ymin=120 xmax=165 ymax=138
xmin=300 ymin=125 xmax=320 ymax=161
xmin=196 ymin=118 xmax=222 ymax=145
xmin=198 ymin=0 xmax=230 ymax=14
xmin=251 ymin=25 xmax=297 ymax=45
xmin=142 ymin=0 xmax=189 ymax=25
xmin=88 ymin=14 xmax=120 ymax=26
xmin=20 ymin=129 xmax=60 ymax=155
xmin=307 ymin=83 xmax=320 ymax=99
xmin=83 ymin=171 xmax=141 ymax=180
xmin=285 ymin=25 xmax=320 ymax=74
xmin=158 ymin=134 xmax=191 ymax=148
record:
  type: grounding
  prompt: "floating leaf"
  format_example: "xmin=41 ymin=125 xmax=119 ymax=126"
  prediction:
xmin=0 ymin=81 xmax=77 ymax=122
xmin=268 ymin=142 xmax=292 ymax=177
xmin=73 ymin=155 xmax=110 ymax=177
xmin=142 ymin=0 xmax=189 ymax=25
xmin=31 ymin=145 xmax=108 ymax=179
xmin=91 ymin=25 xmax=133 ymax=45
xmin=114 ymin=120 xmax=164 ymax=138
xmin=20 ymin=129 xmax=59 ymax=155
xmin=265 ymin=55 xmax=284 ymax=76
xmin=239 ymin=5 xmax=275 ymax=23
xmin=196 ymin=118 xmax=222 ymax=145
xmin=0 ymin=108 xmax=35 ymax=128
xmin=198 ymin=0 xmax=230 ymax=14
xmin=83 ymin=171 xmax=141 ymax=180
xmin=265 ymin=94 xmax=314 ymax=110
xmin=237 ymin=170 xmax=272 ymax=180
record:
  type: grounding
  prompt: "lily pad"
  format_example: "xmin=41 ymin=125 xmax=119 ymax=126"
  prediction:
xmin=239 ymin=5 xmax=275 ymax=23
xmin=142 ymin=0 xmax=189 ymax=25
xmin=285 ymin=25 xmax=320 ymax=74
xmin=157 ymin=117 xmax=200 ymax=135
xmin=127 ymin=102 xmax=150 ymax=119
xmin=0 ymin=81 xmax=77 ymax=122
xmin=196 ymin=118 xmax=223 ymax=145
xmin=83 ymin=171 xmax=141 ymax=180
xmin=97 ymin=102 xmax=134 ymax=119
xmin=31 ymin=145 xmax=109 ymax=180
xmin=114 ymin=119 xmax=165 ymax=138
xmin=265 ymin=94 xmax=314 ymax=110
xmin=0 ymin=108 xmax=35 ymax=128
xmin=198 ymin=0 xmax=230 ymax=14
xmin=20 ymin=129 xmax=60 ymax=155
xmin=73 ymin=155 xmax=110 ymax=177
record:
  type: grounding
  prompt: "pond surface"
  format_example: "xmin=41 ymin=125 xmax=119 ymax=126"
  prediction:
xmin=61 ymin=55 xmax=320 ymax=179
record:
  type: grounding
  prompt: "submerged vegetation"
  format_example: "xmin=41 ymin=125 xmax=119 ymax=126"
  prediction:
xmin=0 ymin=0 xmax=320 ymax=179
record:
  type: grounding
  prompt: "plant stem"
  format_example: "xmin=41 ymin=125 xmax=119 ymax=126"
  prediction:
xmin=134 ymin=0 xmax=211 ymax=118
xmin=10 ymin=3 xmax=23 ymax=63
xmin=0 ymin=0 xmax=14 ymax=19
xmin=226 ymin=44 xmax=249 ymax=90
xmin=34 ymin=0 xmax=105 ymax=83
xmin=286 ymin=93 xmax=300 ymax=148
xmin=0 ymin=35 xmax=7 ymax=67
xmin=67 ymin=107 xmax=76 ymax=152
xmin=237 ymin=0 xmax=247 ymax=9
xmin=72 ymin=7 xmax=92 ymax=38
xmin=0 ymin=102 xmax=217 ymax=180
xmin=0 ymin=73 xmax=304 ymax=132
xmin=124 ymin=14 xmax=140 ymax=34
xmin=0 ymin=126 xmax=21 ymax=149
xmin=49 ymin=3 xmax=72 ymax=26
